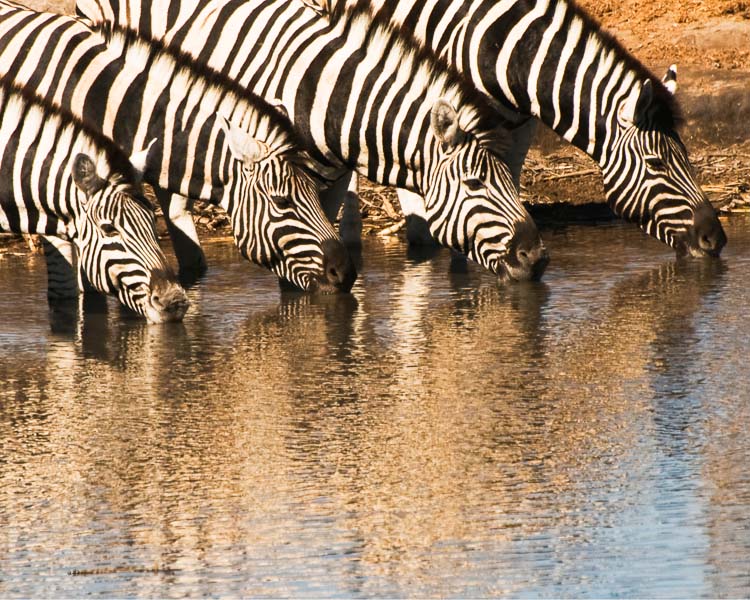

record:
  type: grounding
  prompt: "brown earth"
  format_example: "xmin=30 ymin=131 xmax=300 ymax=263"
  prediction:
xmin=2 ymin=0 xmax=750 ymax=251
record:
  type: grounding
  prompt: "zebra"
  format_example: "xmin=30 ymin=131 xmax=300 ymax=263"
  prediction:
xmin=0 ymin=2 xmax=356 ymax=294
xmin=287 ymin=0 xmax=727 ymax=257
xmin=0 ymin=77 xmax=189 ymax=323
xmin=73 ymin=0 xmax=550 ymax=281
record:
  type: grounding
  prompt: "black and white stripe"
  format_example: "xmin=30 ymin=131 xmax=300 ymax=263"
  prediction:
xmin=0 ymin=78 xmax=188 ymax=322
xmin=0 ymin=2 xmax=355 ymax=293
xmin=76 ymin=0 xmax=549 ymax=280
xmin=300 ymin=0 xmax=726 ymax=257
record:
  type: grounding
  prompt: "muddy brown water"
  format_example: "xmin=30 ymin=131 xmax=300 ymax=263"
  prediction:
xmin=1 ymin=218 xmax=749 ymax=598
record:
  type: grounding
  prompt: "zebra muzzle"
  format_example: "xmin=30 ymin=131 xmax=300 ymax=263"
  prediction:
xmin=144 ymin=269 xmax=190 ymax=322
xmin=502 ymin=220 xmax=549 ymax=281
xmin=681 ymin=202 xmax=727 ymax=258
xmin=316 ymin=238 xmax=357 ymax=293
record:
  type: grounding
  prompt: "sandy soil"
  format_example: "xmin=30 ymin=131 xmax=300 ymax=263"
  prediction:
xmin=584 ymin=0 xmax=750 ymax=70
xmin=2 ymin=0 xmax=750 ymax=250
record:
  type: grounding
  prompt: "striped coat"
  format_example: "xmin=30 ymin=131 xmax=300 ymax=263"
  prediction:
xmin=0 ymin=2 xmax=355 ymax=292
xmin=303 ymin=0 xmax=727 ymax=257
xmin=0 ymin=78 xmax=188 ymax=322
xmin=74 ymin=0 xmax=551 ymax=280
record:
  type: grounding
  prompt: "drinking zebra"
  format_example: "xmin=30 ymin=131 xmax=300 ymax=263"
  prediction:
xmin=74 ymin=0 xmax=550 ymax=281
xmin=297 ymin=0 xmax=726 ymax=257
xmin=0 ymin=78 xmax=189 ymax=323
xmin=0 ymin=2 xmax=356 ymax=293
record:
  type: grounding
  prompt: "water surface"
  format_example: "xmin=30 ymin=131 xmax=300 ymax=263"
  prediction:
xmin=1 ymin=219 xmax=749 ymax=598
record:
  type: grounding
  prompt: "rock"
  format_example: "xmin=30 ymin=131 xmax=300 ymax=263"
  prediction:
xmin=679 ymin=19 xmax=750 ymax=52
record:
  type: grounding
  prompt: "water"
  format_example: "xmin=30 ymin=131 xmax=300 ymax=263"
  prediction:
xmin=1 ymin=219 xmax=749 ymax=598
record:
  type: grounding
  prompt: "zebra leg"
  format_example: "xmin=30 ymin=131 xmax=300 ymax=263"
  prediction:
xmin=41 ymin=236 xmax=79 ymax=302
xmin=319 ymin=172 xmax=351 ymax=223
xmin=154 ymin=187 xmax=207 ymax=280
xmin=320 ymin=171 xmax=362 ymax=246
xmin=340 ymin=174 xmax=363 ymax=247
xmin=506 ymin=118 xmax=539 ymax=191
xmin=396 ymin=188 xmax=436 ymax=246
xmin=49 ymin=285 xmax=108 ymax=337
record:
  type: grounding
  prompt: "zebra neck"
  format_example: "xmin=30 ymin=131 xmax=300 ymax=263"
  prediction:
xmin=488 ymin=1 xmax=637 ymax=166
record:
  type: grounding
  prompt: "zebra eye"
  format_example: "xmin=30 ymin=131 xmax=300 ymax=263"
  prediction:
xmin=100 ymin=221 xmax=119 ymax=237
xmin=645 ymin=156 xmax=666 ymax=171
xmin=463 ymin=177 xmax=485 ymax=192
xmin=272 ymin=195 xmax=293 ymax=209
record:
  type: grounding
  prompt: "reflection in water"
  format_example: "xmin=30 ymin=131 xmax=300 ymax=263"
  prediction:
xmin=0 ymin=222 xmax=749 ymax=598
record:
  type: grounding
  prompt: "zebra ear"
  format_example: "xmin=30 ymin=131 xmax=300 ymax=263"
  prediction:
xmin=72 ymin=154 xmax=106 ymax=199
xmin=431 ymin=99 xmax=465 ymax=149
xmin=129 ymin=138 xmax=158 ymax=181
xmin=617 ymin=80 xmax=654 ymax=127
xmin=637 ymin=80 xmax=654 ymax=116
xmin=662 ymin=64 xmax=678 ymax=94
xmin=220 ymin=115 xmax=270 ymax=166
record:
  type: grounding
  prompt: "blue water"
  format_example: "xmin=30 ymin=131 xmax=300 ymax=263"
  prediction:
xmin=0 ymin=218 xmax=748 ymax=598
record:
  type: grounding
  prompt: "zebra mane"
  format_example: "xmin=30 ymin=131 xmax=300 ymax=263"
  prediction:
xmin=0 ymin=76 xmax=141 ymax=190
xmin=324 ymin=0 xmax=513 ymax=155
xmin=91 ymin=22 xmax=308 ymax=156
xmin=561 ymin=0 xmax=683 ymax=129
xmin=324 ymin=0 xmax=682 ymax=131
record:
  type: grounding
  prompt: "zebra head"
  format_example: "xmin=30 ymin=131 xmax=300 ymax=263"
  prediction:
xmin=603 ymin=67 xmax=726 ymax=258
xmin=71 ymin=153 xmax=189 ymax=323
xmin=424 ymin=100 xmax=548 ymax=281
xmin=220 ymin=117 xmax=357 ymax=293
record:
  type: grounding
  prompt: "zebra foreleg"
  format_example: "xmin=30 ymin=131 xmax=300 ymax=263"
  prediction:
xmin=320 ymin=171 xmax=362 ymax=246
xmin=505 ymin=118 xmax=539 ymax=191
xmin=41 ymin=236 xmax=79 ymax=302
xmin=154 ymin=187 xmax=207 ymax=282
xmin=396 ymin=188 xmax=436 ymax=246
xmin=395 ymin=190 xmax=479 ymax=271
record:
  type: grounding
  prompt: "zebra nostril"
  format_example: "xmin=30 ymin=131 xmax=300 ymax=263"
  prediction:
xmin=690 ymin=202 xmax=726 ymax=255
xmin=320 ymin=238 xmax=357 ymax=292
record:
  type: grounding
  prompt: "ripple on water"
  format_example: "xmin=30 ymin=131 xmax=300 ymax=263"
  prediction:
xmin=1 ymin=221 xmax=749 ymax=598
